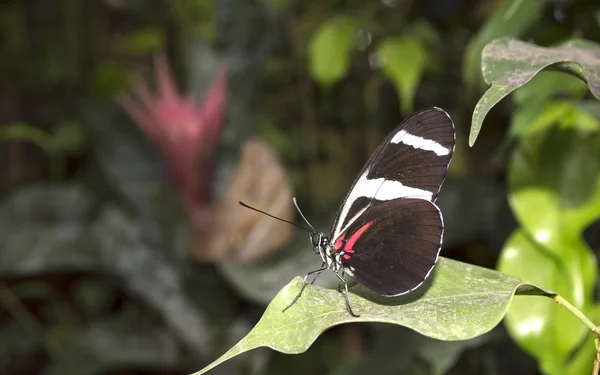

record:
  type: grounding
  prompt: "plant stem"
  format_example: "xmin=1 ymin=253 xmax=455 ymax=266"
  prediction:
xmin=553 ymin=295 xmax=598 ymax=334
xmin=552 ymin=295 xmax=600 ymax=374
xmin=594 ymin=338 xmax=600 ymax=375
xmin=0 ymin=283 xmax=60 ymax=356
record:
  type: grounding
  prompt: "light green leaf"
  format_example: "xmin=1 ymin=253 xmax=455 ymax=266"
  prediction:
xmin=406 ymin=19 xmax=441 ymax=49
xmin=560 ymin=103 xmax=600 ymax=131
xmin=308 ymin=16 xmax=357 ymax=87
xmin=510 ymin=130 xmax=600 ymax=237
xmin=0 ymin=122 xmax=51 ymax=151
xmin=262 ymin=0 xmax=293 ymax=15
xmin=191 ymin=257 xmax=553 ymax=375
xmin=498 ymin=230 xmax=589 ymax=375
xmin=463 ymin=0 xmax=544 ymax=89
xmin=45 ymin=316 xmax=182 ymax=375
xmin=117 ymin=28 xmax=164 ymax=55
xmin=469 ymin=38 xmax=600 ymax=146
xmin=498 ymin=129 xmax=600 ymax=374
xmin=510 ymin=100 xmax=599 ymax=137
xmin=378 ymin=37 xmax=427 ymax=115
xmin=50 ymin=121 xmax=85 ymax=154
xmin=565 ymin=305 xmax=600 ymax=375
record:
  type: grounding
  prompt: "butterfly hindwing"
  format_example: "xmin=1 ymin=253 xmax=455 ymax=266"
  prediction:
xmin=330 ymin=108 xmax=455 ymax=240
xmin=334 ymin=198 xmax=443 ymax=296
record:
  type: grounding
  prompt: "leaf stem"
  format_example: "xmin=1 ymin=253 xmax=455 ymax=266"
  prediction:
xmin=594 ymin=338 xmax=600 ymax=375
xmin=553 ymin=295 xmax=598 ymax=334
xmin=553 ymin=295 xmax=600 ymax=374
xmin=553 ymin=295 xmax=600 ymax=335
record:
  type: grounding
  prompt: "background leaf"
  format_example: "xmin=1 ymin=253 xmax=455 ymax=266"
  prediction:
xmin=0 ymin=122 xmax=52 ymax=151
xmin=45 ymin=315 xmax=181 ymax=375
xmin=498 ymin=128 xmax=600 ymax=374
xmin=378 ymin=36 xmax=427 ymax=115
xmin=308 ymin=16 xmax=357 ymax=87
xmin=0 ymin=184 xmax=214 ymax=356
xmin=50 ymin=121 xmax=85 ymax=154
xmin=510 ymin=100 xmax=600 ymax=137
xmin=462 ymin=0 xmax=544 ymax=89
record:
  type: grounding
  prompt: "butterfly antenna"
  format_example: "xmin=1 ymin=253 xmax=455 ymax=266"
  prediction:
xmin=293 ymin=197 xmax=317 ymax=233
xmin=239 ymin=201 xmax=313 ymax=233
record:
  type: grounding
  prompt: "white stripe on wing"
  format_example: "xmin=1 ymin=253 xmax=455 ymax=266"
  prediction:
xmin=391 ymin=130 xmax=450 ymax=156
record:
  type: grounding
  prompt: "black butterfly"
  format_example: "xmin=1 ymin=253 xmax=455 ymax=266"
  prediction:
xmin=242 ymin=107 xmax=455 ymax=316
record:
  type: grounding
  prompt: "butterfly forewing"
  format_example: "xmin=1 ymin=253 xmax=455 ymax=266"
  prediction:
xmin=330 ymin=107 xmax=455 ymax=240
xmin=336 ymin=198 xmax=443 ymax=296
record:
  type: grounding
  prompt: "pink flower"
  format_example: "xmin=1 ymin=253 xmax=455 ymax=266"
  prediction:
xmin=119 ymin=56 xmax=228 ymax=213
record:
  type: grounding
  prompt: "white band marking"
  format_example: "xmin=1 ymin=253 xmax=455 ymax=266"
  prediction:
xmin=391 ymin=130 xmax=450 ymax=156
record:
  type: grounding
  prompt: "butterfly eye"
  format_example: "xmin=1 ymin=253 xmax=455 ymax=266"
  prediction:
xmin=311 ymin=233 xmax=321 ymax=247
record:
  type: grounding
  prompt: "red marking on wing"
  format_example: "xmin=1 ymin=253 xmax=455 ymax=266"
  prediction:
xmin=344 ymin=221 xmax=373 ymax=254
xmin=343 ymin=254 xmax=351 ymax=260
xmin=333 ymin=234 xmax=346 ymax=251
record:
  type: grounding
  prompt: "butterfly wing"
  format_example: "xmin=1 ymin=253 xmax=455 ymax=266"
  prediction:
xmin=329 ymin=107 xmax=455 ymax=241
xmin=334 ymin=198 xmax=443 ymax=296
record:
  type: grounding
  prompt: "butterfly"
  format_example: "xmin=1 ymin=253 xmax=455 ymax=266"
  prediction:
xmin=241 ymin=107 xmax=455 ymax=316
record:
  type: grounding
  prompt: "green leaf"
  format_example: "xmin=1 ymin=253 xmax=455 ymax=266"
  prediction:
xmin=117 ymin=28 xmax=164 ymax=55
xmin=262 ymin=0 xmax=293 ymax=15
xmin=0 ymin=122 xmax=51 ymax=151
xmin=45 ymin=316 xmax=182 ymax=375
xmin=498 ymin=230 xmax=589 ymax=374
xmin=406 ymin=19 xmax=441 ymax=49
xmin=470 ymin=38 xmax=600 ymax=146
xmin=565 ymin=305 xmax=600 ymax=375
xmin=91 ymin=62 xmax=130 ymax=99
xmin=378 ymin=37 xmax=427 ymax=115
xmin=510 ymin=130 xmax=600 ymax=236
xmin=498 ymin=129 xmax=600 ymax=374
xmin=510 ymin=100 xmax=599 ymax=137
xmin=463 ymin=0 xmax=544 ymax=89
xmin=308 ymin=16 xmax=357 ymax=87
xmin=0 ymin=184 xmax=213 ymax=357
xmin=50 ymin=121 xmax=85 ymax=154
xmin=191 ymin=257 xmax=553 ymax=375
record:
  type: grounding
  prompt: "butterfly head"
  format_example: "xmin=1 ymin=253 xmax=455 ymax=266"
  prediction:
xmin=310 ymin=232 xmax=328 ymax=254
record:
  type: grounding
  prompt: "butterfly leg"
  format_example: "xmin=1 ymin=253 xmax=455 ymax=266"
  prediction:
xmin=310 ymin=262 xmax=326 ymax=285
xmin=282 ymin=265 xmax=329 ymax=313
xmin=337 ymin=269 xmax=346 ymax=293
xmin=333 ymin=271 xmax=359 ymax=317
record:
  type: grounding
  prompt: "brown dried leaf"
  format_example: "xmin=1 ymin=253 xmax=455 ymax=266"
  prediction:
xmin=191 ymin=139 xmax=294 ymax=263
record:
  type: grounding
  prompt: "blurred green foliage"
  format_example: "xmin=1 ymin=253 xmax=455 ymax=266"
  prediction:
xmin=309 ymin=16 xmax=357 ymax=88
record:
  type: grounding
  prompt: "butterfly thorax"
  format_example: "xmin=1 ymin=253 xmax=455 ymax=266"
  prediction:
xmin=310 ymin=232 xmax=343 ymax=272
